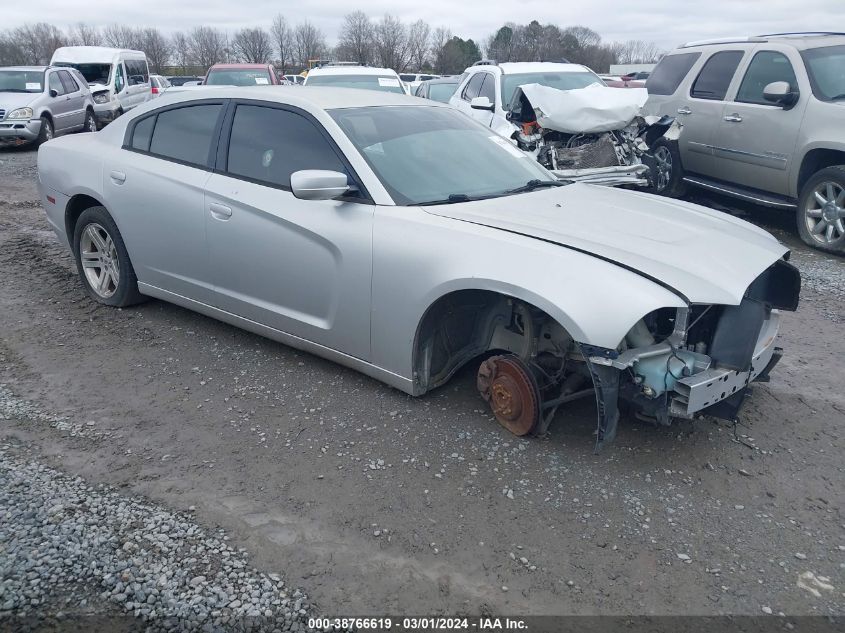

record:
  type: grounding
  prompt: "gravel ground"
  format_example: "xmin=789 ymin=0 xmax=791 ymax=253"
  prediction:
xmin=0 ymin=146 xmax=843 ymax=625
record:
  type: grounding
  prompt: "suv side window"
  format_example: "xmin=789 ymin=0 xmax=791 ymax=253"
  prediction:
xmin=48 ymin=72 xmax=66 ymax=96
xmin=461 ymin=73 xmax=485 ymax=101
xmin=58 ymin=70 xmax=79 ymax=94
xmin=646 ymin=52 xmax=701 ymax=95
xmin=478 ymin=73 xmax=496 ymax=103
xmin=147 ymin=104 xmax=223 ymax=167
xmin=690 ymin=50 xmax=744 ymax=100
xmin=226 ymin=105 xmax=347 ymax=190
xmin=735 ymin=51 xmax=798 ymax=105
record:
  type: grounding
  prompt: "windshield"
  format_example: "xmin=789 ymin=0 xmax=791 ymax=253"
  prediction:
xmin=428 ymin=82 xmax=458 ymax=102
xmin=307 ymin=74 xmax=405 ymax=94
xmin=802 ymin=45 xmax=845 ymax=101
xmin=206 ymin=69 xmax=272 ymax=86
xmin=0 ymin=70 xmax=45 ymax=93
xmin=54 ymin=62 xmax=111 ymax=85
xmin=330 ymin=106 xmax=555 ymax=205
xmin=501 ymin=71 xmax=602 ymax=109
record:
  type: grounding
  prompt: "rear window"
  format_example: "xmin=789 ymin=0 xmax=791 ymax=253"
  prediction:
xmin=206 ymin=68 xmax=272 ymax=86
xmin=646 ymin=53 xmax=701 ymax=95
xmin=690 ymin=50 xmax=744 ymax=100
xmin=428 ymin=82 xmax=458 ymax=103
xmin=146 ymin=104 xmax=223 ymax=167
xmin=130 ymin=116 xmax=155 ymax=152
xmin=305 ymin=74 xmax=405 ymax=94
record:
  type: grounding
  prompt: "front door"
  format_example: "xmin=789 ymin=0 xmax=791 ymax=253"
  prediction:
xmin=204 ymin=103 xmax=374 ymax=359
xmin=711 ymin=48 xmax=808 ymax=196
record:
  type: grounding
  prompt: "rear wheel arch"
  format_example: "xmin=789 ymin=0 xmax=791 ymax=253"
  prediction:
xmin=65 ymin=194 xmax=107 ymax=252
xmin=797 ymin=148 xmax=845 ymax=195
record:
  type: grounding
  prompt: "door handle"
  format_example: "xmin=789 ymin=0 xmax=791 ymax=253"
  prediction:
xmin=724 ymin=113 xmax=743 ymax=122
xmin=109 ymin=170 xmax=126 ymax=184
xmin=677 ymin=106 xmax=692 ymax=115
xmin=209 ymin=202 xmax=232 ymax=220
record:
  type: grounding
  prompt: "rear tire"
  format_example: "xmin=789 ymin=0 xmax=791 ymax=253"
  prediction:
xmin=35 ymin=116 xmax=53 ymax=147
xmin=797 ymin=166 xmax=845 ymax=254
xmin=82 ymin=109 xmax=97 ymax=133
xmin=72 ymin=206 xmax=145 ymax=307
xmin=649 ymin=138 xmax=687 ymax=198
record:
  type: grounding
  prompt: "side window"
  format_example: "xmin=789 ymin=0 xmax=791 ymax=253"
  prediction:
xmin=226 ymin=105 xmax=346 ymax=189
xmin=115 ymin=64 xmax=125 ymax=92
xmin=130 ymin=115 xmax=156 ymax=151
xmin=58 ymin=70 xmax=79 ymax=94
xmin=461 ymin=73 xmax=485 ymax=101
xmin=690 ymin=50 xmax=744 ymax=100
xmin=646 ymin=53 xmax=701 ymax=95
xmin=148 ymin=104 xmax=222 ymax=166
xmin=48 ymin=72 xmax=66 ymax=96
xmin=736 ymin=51 xmax=797 ymax=105
xmin=478 ymin=73 xmax=496 ymax=103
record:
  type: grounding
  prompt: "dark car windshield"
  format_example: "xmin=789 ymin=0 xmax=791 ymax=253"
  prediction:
xmin=206 ymin=69 xmax=272 ymax=86
xmin=330 ymin=105 xmax=555 ymax=205
xmin=54 ymin=62 xmax=111 ymax=85
xmin=501 ymin=71 xmax=602 ymax=109
xmin=801 ymin=45 xmax=845 ymax=101
xmin=0 ymin=70 xmax=45 ymax=93
xmin=428 ymin=82 xmax=459 ymax=102
xmin=307 ymin=74 xmax=405 ymax=94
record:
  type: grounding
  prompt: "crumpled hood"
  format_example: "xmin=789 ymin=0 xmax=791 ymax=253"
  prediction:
xmin=423 ymin=184 xmax=788 ymax=305
xmin=0 ymin=92 xmax=37 ymax=115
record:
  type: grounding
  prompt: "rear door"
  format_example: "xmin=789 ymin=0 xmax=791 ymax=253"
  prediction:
xmin=711 ymin=46 xmax=808 ymax=196
xmin=676 ymin=49 xmax=747 ymax=177
xmin=57 ymin=70 xmax=85 ymax=130
xmin=203 ymin=101 xmax=374 ymax=359
xmin=104 ymin=100 xmax=226 ymax=303
xmin=46 ymin=71 xmax=72 ymax=132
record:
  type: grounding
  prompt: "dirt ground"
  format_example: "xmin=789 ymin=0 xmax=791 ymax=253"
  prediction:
xmin=1 ymin=145 xmax=843 ymax=618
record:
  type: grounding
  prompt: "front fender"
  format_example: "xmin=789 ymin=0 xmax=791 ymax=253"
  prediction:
xmin=370 ymin=206 xmax=686 ymax=386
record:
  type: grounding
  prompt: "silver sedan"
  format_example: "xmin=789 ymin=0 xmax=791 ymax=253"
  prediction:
xmin=37 ymin=87 xmax=800 ymax=448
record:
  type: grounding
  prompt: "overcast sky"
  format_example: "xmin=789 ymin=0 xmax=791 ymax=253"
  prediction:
xmin=6 ymin=0 xmax=845 ymax=51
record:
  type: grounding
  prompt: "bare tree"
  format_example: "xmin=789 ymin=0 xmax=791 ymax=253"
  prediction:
xmin=270 ymin=14 xmax=293 ymax=72
xmin=562 ymin=26 xmax=601 ymax=50
xmin=171 ymin=31 xmax=192 ymax=72
xmin=189 ymin=26 xmax=225 ymax=71
xmin=69 ymin=23 xmax=102 ymax=46
xmin=613 ymin=39 xmax=662 ymax=64
xmin=140 ymin=28 xmax=171 ymax=73
xmin=373 ymin=14 xmax=409 ymax=71
xmin=337 ymin=11 xmax=374 ymax=65
xmin=0 ymin=32 xmax=27 ymax=66
xmin=233 ymin=27 xmax=272 ymax=63
xmin=102 ymin=24 xmax=142 ymax=49
xmin=11 ymin=23 xmax=65 ymax=65
xmin=406 ymin=20 xmax=431 ymax=71
xmin=293 ymin=21 xmax=325 ymax=67
xmin=429 ymin=26 xmax=451 ymax=69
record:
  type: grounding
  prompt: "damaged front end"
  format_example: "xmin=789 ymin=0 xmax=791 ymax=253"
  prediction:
xmin=505 ymin=83 xmax=681 ymax=188
xmin=584 ymin=259 xmax=801 ymax=450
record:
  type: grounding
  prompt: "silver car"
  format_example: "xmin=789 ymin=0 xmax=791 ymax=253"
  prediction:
xmin=645 ymin=33 xmax=845 ymax=253
xmin=36 ymin=87 xmax=800 ymax=448
xmin=0 ymin=66 xmax=97 ymax=147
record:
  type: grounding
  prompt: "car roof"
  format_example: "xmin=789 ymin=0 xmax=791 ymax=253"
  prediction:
xmin=208 ymin=63 xmax=271 ymax=70
xmin=469 ymin=62 xmax=593 ymax=75
xmin=51 ymin=46 xmax=146 ymax=63
xmin=680 ymin=33 xmax=845 ymax=50
xmin=151 ymin=85 xmax=442 ymax=110
xmin=307 ymin=66 xmax=399 ymax=76
xmin=0 ymin=66 xmax=47 ymax=72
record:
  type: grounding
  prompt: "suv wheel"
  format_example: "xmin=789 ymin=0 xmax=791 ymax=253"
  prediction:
xmin=83 ymin=109 xmax=97 ymax=133
xmin=797 ymin=166 xmax=845 ymax=253
xmin=649 ymin=139 xmax=687 ymax=197
xmin=35 ymin=116 xmax=53 ymax=146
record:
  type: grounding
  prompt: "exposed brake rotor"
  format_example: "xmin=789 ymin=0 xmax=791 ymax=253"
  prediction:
xmin=476 ymin=355 xmax=541 ymax=436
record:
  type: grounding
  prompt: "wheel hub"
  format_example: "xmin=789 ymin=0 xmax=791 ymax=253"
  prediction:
xmin=822 ymin=202 xmax=838 ymax=222
xmin=477 ymin=355 xmax=540 ymax=436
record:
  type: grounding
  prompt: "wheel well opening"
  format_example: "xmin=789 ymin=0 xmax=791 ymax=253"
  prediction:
xmin=798 ymin=149 xmax=845 ymax=194
xmin=40 ymin=111 xmax=53 ymax=124
xmin=65 ymin=195 xmax=103 ymax=249
xmin=412 ymin=290 xmax=578 ymax=394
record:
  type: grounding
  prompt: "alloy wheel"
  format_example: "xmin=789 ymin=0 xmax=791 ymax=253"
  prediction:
xmin=79 ymin=223 xmax=120 ymax=298
xmin=804 ymin=181 xmax=845 ymax=245
xmin=653 ymin=145 xmax=672 ymax=192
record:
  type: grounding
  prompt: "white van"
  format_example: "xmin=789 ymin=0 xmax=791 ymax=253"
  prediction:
xmin=50 ymin=47 xmax=151 ymax=127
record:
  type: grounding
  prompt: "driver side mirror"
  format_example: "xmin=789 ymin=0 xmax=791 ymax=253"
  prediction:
xmin=470 ymin=96 xmax=495 ymax=111
xmin=763 ymin=81 xmax=799 ymax=108
xmin=49 ymin=89 xmax=58 ymax=98
xmin=291 ymin=170 xmax=352 ymax=201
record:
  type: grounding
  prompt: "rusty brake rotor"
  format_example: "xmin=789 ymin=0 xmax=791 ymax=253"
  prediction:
xmin=477 ymin=354 xmax=541 ymax=436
